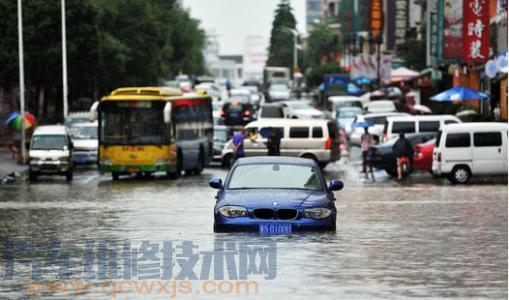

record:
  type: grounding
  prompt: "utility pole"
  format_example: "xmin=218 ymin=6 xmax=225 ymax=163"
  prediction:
xmin=61 ymin=0 xmax=68 ymax=119
xmin=17 ymin=0 xmax=27 ymax=163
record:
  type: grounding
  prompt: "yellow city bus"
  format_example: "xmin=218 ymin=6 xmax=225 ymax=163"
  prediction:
xmin=89 ymin=87 xmax=213 ymax=180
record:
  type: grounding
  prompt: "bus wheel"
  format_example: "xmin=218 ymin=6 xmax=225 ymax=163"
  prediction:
xmin=112 ymin=172 xmax=119 ymax=181
xmin=194 ymin=151 xmax=204 ymax=175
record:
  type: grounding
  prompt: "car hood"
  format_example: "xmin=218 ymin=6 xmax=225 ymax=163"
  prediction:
xmin=218 ymin=189 xmax=331 ymax=208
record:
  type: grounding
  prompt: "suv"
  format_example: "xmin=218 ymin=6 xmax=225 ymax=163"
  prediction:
xmin=29 ymin=125 xmax=74 ymax=181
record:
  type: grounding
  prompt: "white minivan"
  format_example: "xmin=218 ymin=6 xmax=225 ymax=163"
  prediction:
xmin=29 ymin=125 xmax=74 ymax=182
xmin=383 ymin=115 xmax=461 ymax=141
xmin=432 ymin=123 xmax=508 ymax=184
xmin=221 ymin=119 xmax=340 ymax=168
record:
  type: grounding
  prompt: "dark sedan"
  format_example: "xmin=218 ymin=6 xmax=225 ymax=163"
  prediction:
xmin=209 ymin=157 xmax=343 ymax=233
xmin=368 ymin=132 xmax=437 ymax=176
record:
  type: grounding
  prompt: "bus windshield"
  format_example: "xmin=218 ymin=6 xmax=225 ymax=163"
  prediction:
xmin=100 ymin=101 xmax=170 ymax=145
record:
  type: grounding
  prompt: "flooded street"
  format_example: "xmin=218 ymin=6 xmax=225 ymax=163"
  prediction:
xmin=0 ymin=157 xmax=506 ymax=300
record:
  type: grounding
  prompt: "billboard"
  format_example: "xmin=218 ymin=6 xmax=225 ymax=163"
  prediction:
xmin=441 ymin=0 xmax=463 ymax=60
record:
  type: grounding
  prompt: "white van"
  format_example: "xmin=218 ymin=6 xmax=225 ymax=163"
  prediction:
xmin=383 ymin=115 xmax=461 ymax=141
xmin=350 ymin=112 xmax=409 ymax=145
xmin=432 ymin=123 xmax=508 ymax=184
xmin=364 ymin=100 xmax=396 ymax=113
xmin=29 ymin=125 xmax=74 ymax=181
xmin=221 ymin=119 xmax=340 ymax=168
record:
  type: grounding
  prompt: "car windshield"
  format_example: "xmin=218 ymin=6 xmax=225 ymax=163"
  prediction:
xmin=270 ymin=85 xmax=288 ymax=91
xmin=32 ymin=135 xmax=67 ymax=150
xmin=228 ymin=164 xmax=323 ymax=191
xmin=72 ymin=126 xmax=98 ymax=140
xmin=338 ymin=108 xmax=362 ymax=118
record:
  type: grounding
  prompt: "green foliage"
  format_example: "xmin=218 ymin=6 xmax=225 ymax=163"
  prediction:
xmin=0 ymin=0 xmax=206 ymax=115
xmin=306 ymin=62 xmax=342 ymax=87
xmin=266 ymin=0 xmax=296 ymax=68
xmin=304 ymin=21 xmax=342 ymax=87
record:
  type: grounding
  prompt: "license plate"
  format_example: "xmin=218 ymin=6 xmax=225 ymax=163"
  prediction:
xmin=259 ymin=223 xmax=292 ymax=235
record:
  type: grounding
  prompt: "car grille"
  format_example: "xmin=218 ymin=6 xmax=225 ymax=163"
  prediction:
xmin=253 ymin=208 xmax=297 ymax=220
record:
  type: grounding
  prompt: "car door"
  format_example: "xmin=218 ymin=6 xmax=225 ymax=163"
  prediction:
xmin=472 ymin=131 xmax=505 ymax=175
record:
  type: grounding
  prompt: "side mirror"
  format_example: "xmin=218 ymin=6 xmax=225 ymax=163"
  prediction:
xmin=209 ymin=178 xmax=223 ymax=189
xmin=89 ymin=101 xmax=99 ymax=121
xmin=328 ymin=179 xmax=344 ymax=191
xmin=164 ymin=102 xmax=172 ymax=124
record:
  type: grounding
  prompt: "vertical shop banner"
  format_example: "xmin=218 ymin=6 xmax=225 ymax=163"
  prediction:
xmin=395 ymin=0 xmax=409 ymax=47
xmin=442 ymin=0 xmax=463 ymax=60
xmin=428 ymin=0 xmax=440 ymax=65
xmin=370 ymin=0 xmax=383 ymax=40
xmin=462 ymin=0 xmax=489 ymax=63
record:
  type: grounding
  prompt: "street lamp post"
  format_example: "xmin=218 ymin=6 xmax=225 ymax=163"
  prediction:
xmin=17 ymin=0 xmax=27 ymax=163
xmin=61 ymin=0 xmax=68 ymax=119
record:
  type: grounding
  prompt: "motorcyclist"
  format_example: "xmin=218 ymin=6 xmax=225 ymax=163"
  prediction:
xmin=392 ymin=132 xmax=414 ymax=180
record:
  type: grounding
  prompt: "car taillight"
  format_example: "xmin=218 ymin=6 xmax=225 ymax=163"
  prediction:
xmin=325 ymin=138 xmax=332 ymax=150
xmin=383 ymin=133 xmax=387 ymax=142
xmin=243 ymin=110 xmax=251 ymax=117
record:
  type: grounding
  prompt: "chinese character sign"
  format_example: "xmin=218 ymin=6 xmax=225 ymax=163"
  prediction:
xmin=462 ymin=0 xmax=489 ymax=63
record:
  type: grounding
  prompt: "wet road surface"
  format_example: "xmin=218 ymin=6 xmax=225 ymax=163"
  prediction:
xmin=0 ymin=159 xmax=506 ymax=299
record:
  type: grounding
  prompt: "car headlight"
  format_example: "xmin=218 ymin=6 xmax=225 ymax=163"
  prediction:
xmin=303 ymin=207 xmax=332 ymax=219
xmin=59 ymin=156 xmax=69 ymax=161
xmin=218 ymin=206 xmax=248 ymax=218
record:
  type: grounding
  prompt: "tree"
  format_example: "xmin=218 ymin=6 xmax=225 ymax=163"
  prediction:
xmin=0 ymin=0 xmax=207 ymax=121
xmin=304 ymin=21 xmax=342 ymax=87
xmin=266 ymin=0 xmax=296 ymax=69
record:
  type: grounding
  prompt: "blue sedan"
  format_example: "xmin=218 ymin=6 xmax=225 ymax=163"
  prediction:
xmin=209 ymin=157 xmax=344 ymax=234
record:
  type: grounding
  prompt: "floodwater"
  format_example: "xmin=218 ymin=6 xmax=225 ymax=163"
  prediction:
xmin=0 ymin=160 xmax=506 ymax=299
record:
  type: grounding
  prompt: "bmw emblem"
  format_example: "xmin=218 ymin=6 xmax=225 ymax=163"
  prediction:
xmin=273 ymin=202 xmax=279 ymax=206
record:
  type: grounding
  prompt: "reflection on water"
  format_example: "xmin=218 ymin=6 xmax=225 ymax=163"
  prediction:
xmin=0 ymin=167 xmax=506 ymax=299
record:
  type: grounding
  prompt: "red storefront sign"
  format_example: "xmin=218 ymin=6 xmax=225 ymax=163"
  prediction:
xmin=462 ymin=0 xmax=489 ymax=63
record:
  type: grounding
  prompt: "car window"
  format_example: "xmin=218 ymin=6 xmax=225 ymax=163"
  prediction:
xmin=228 ymin=164 xmax=322 ymax=191
xmin=392 ymin=121 xmax=416 ymax=133
xmin=445 ymin=133 xmax=471 ymax=148
xmin=473 ymin=132 xmax=502 ymax=147
xmin=32 ymin=135 xmax=67 ymax=150
xmin=312 ymin=127 xmax=323 ymax=138
xmin=419 ymin=121 xmax=440 ymax=132
xmin=261 ymin=106 xmax=284 ymax=118
xmin=289 ymin=127 xmax=309 ymax=138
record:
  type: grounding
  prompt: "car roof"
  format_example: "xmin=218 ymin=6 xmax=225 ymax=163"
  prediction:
xmin=386 ymin=115 xmax=460 ymax=122
xmin=328 ymin=96 xmax=361 ymax=102
xmin=234 ymin=156 xmax=317 ymax=167
xmin=358 ymin=112 xmax=409 ymax=118
xmin=33 ymin=125 xmax=67 ymax=135
xmin=443 ymin=122 xmax=508 ymax=132
xmin=246 ymin=118 xmax=330 ymax=127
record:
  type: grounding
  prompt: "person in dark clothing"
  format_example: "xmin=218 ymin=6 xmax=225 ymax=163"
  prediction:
xmin=392 ymin=132 xmax=414 ymax=180
xmin=266 ymin=127 xmax=281 ymax=156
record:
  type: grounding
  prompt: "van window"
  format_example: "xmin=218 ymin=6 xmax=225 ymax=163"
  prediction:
xmin=289 ymin=127 xmax=309 ymax=138
xmin=31 ymin=135 xmax=67 ymax=150
xmin=445 ymin=133 xmax=470 ymax=148
xmin=392 ymin=121 xmax=415 ymax=133
xmin=473 ymin=132 xmax=502 ymax=147
xmin=419 ymin=121 xmax=440 ymax=132
xmin=312 ymin=127 xmax=323 ymax=138
xmin=445 ymin=120 xmax=459 ymax=125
